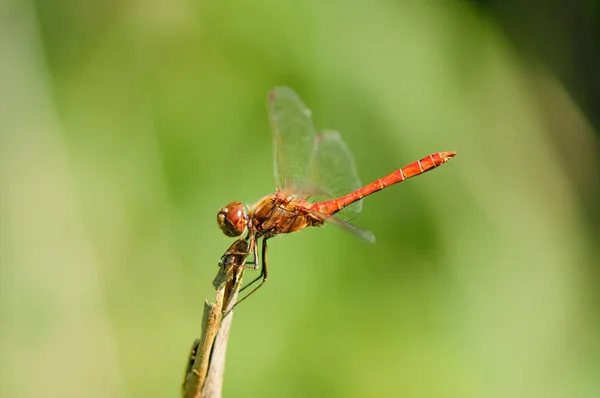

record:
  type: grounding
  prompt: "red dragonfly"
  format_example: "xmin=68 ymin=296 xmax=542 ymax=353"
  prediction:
xmin=217 ymin=87 xmax=456 ymax=303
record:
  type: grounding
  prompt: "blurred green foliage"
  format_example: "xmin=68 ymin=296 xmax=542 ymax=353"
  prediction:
xmin=1 ymin=1 xmax=599 ymax=397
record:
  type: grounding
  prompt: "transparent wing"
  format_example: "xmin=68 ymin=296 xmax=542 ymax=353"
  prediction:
xmin=308 ymin=130 xmax=364 ymax=220
xmin=267 ymin=86 xmax=319 ymax=193
xmin=268 ymin=89 xmax=365 ymax=219
xmin=312 ymin=210 xmax=376 ymax=243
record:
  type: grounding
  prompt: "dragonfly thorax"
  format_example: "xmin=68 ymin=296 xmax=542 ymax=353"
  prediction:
xmin=217 ymin=201 xmax=248 ymax=237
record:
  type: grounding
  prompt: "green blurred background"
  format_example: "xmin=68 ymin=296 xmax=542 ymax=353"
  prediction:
xmin=2 ymin=1 xmax=599 ymax=397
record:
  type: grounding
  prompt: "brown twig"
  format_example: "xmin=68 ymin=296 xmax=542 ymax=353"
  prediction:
xmin=201 ymin=266 xmax=244 ymax=396
xmin=182 ymin=239 xmax=249 ymax=398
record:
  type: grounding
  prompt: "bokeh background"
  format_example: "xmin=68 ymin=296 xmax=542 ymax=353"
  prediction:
xmin=2 ymin=1 xmax=599 ymax=397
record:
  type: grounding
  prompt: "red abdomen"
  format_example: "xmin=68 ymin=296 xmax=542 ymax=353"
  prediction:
xmin=311 ymin=151 xmax=456 ymax=215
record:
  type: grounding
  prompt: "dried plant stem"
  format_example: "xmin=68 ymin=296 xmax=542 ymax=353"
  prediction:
xmin=182 ymin=240 xmax=248 ymax=398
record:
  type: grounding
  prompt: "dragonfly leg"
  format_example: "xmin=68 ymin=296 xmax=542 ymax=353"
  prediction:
xmin=236 ymin=225 xmax=258 ymax=270
xmin=258 ymin=237 xmax=269 ymax=285
xmin=232 ymin=242 xmax=257 ymax=270
xmin=218 ymin=236 xmax=256 ymax=270
xmin=233 ymin=237 xmax=269 ymax=308
xmin=243 ymin=233 xmax=259 ymax=271
xmin=220 ymin=250 xmax=256 ymax=267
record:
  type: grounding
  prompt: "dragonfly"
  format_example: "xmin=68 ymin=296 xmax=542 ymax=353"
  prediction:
xmin=217 ymin=87 xmax=456 ymax=305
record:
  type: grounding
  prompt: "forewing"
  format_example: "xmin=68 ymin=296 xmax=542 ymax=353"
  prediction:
xmin=308 ymin=130 xmax=364 ymax=220
xmin=267 ymin=87 xmax=319 ymax=193
xmin=267 ymin=89 xmax=365 ymax=220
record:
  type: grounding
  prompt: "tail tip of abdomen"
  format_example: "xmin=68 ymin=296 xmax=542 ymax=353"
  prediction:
xmin=441 ymin=151 xmax=457 ymax=162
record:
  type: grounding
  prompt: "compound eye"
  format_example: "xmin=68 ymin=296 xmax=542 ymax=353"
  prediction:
xmin=217 ymin=202 xmax=247 ymax=237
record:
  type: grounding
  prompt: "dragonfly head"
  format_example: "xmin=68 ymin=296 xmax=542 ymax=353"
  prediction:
xmin=217 ymin=202 xmax=247 ymax=237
